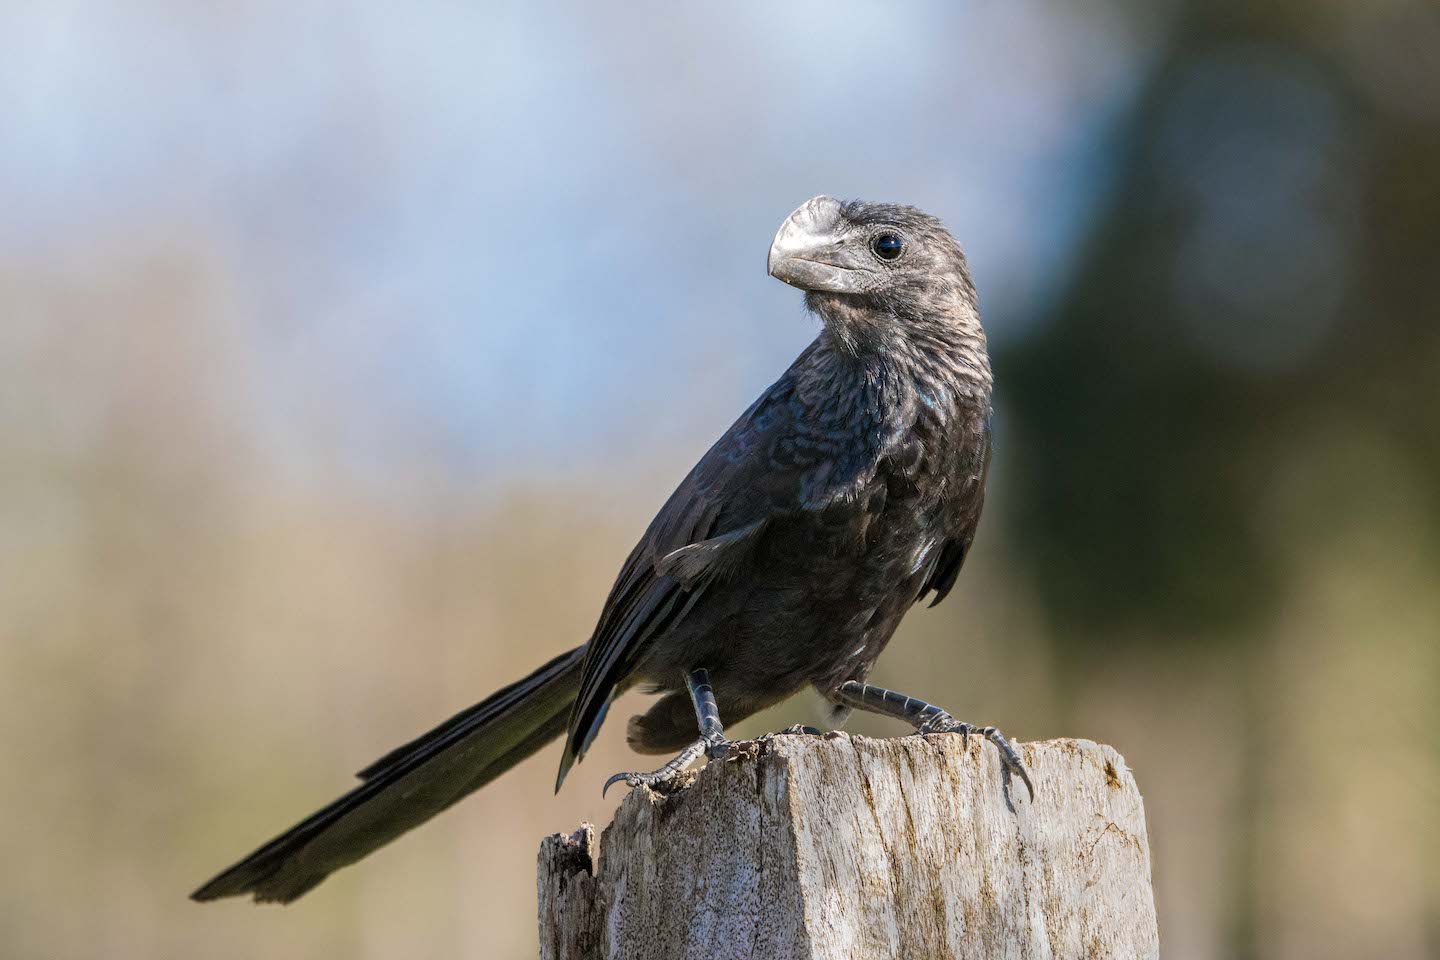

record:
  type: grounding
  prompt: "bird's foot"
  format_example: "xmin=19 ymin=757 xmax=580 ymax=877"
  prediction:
xmin=761 ymin=724 xmax=824 ymax=740
xmin=917 ymin=713 xmax=1035 ymax=812
xmin=602 ymin=734 xmax=730 ymax=797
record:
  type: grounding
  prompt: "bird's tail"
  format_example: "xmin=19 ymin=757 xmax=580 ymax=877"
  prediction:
xmin=191 ymin=644 xmax=586 ymax=904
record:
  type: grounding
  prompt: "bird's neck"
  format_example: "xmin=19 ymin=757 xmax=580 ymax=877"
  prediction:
xmin=808 ymin=293 xmax=993 ymax=408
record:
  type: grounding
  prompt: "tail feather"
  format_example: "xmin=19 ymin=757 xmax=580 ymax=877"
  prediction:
xmin=191 ymin=645 xmax=585 ymax=904
xmin=355 ymin=647 xmax=582 ymax=782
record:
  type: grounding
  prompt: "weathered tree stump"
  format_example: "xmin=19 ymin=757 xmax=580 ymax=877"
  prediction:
xmin=538 ymin=733 xmax=1158 ymax=960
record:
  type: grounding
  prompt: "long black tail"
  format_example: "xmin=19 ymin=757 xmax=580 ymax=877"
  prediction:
xmin=191 ymin=645 xmax=586 ymax=904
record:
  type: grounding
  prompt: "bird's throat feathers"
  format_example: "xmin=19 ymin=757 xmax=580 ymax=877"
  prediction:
xmin=806 ymin=287 xmax=992 ymax=399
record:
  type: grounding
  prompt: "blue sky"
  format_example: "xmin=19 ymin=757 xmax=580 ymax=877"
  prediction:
xmin=0 ymin=0 xmax=1163 ymax=485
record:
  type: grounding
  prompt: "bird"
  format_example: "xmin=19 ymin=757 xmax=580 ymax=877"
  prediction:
xmin=191 ymin=195 xmax=1033 ymax=905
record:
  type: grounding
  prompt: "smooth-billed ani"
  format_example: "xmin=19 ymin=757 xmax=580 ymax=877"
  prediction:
xmin=192 ymin=195 xmax=1032 ymax=905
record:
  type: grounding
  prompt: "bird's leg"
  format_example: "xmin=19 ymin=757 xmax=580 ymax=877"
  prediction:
xmin=834 ymin=680 xmax=1035 ymax=812
xmin=687 ymin=667 xmax=730 ymax=760
xmin=603 ymin=668 xmax=731 ymax=796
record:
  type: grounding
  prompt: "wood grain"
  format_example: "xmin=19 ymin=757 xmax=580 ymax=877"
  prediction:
xmin=539 ymin=734 xmax=1158 ymax=959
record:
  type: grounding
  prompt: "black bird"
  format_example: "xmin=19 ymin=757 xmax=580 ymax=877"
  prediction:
xmin=192 ymin=195 xmax=1033 ymax=905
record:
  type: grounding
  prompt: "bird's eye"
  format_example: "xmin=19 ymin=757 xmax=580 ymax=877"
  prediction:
xmin=872 ymin=233 xmax=904 ymax=261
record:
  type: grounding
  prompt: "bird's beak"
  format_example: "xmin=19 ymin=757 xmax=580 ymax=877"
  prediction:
xmin=767 ymin=195 xmax=874 ymax=294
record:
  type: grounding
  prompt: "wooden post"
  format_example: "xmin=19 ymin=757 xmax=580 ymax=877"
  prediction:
xmin=539 ymin=733 xmax=1158 ymax=960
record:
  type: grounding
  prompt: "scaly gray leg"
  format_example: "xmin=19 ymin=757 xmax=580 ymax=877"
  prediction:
xmin=834 ymin=680 xmax=1035 ymax=812
xmin=688 ymin=667 xmax=729 ymax=759
xmin=603 ymin=668 xmax=731 ymax=796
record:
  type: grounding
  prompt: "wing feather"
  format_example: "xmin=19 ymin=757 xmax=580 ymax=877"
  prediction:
xmin=918 ymin=419 xmax=992 ymax=607
xmin=556 ymin=344 xmax=894 ymax=784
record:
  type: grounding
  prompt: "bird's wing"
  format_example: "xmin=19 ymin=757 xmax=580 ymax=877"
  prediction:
xmin=556 ymin=352 xmax=888 ymax=787
xmin=917 ymin=418 xmax=992 ymax=607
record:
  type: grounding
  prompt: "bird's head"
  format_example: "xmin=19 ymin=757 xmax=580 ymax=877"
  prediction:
xmin=767 ymin=196 xmax=980 ymax=355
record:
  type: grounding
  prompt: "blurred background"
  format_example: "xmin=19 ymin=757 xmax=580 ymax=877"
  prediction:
xmin=2 ymin=0 xmax=1436 ymax=957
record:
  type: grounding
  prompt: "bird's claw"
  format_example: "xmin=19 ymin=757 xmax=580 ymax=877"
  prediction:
xmin=602 ymin=768 xmax=670 ymax=798
xmin=601 ymin=736 xmax=730 ymax=798
xmin=918 ymin=713 xmax=1035 ymax=813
